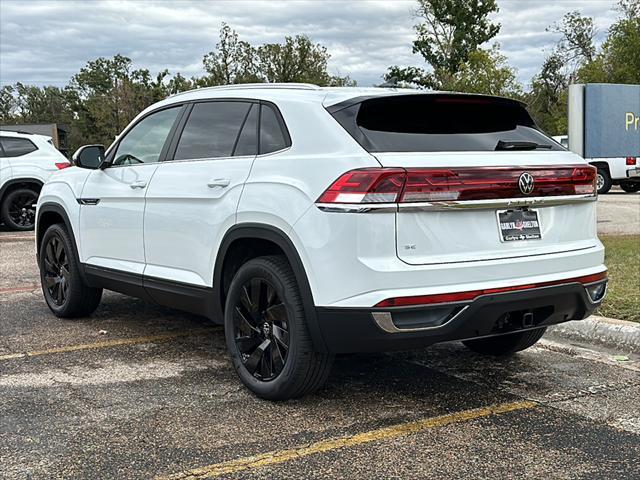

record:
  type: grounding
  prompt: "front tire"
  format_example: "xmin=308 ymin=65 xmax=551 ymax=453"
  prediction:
xmin=620 ymin=181 xmax=640 ymax=193
xmin=224 ymin=255 xmax=333 ymax=400
xmin=1 ymin=187 xmax=38 ymax=230
xmin=463 ymin=327 xmax=546 ymax=356
xmin=39 ymin=223 xmax=102 ymax=318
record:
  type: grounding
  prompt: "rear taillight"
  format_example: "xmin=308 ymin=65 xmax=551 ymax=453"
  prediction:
xmin=626 ymin=157 xmax=637 ymax=166
xmin=316 ymin=168 xmax=405 ymax=203
xmin=55 ymin=162 xmax=71 ymax=170
xmin=317 ymin=166 xmax=597 ymax=204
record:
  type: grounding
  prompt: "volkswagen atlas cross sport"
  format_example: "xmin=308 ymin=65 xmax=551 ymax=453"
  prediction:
xmin=36 ymin=84 xmax=607 ymax=400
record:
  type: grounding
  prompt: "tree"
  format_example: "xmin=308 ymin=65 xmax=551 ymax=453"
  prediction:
xmin=548 ymin=11 xmax=597 ymax=72
xmin=448 ymin=45 xmax=522 ymax=97
xmin=201 ymin=23 xmax=261 ymax=85
xmin=577 ymin=0 xmax=640 ymax=84
xmin=527 ymin=53 xmax=569 ymax=135
xmin=386 ymin=0 xmax=500 ymax=89
xmin=201 ymin=24 xmax=354 ymax=87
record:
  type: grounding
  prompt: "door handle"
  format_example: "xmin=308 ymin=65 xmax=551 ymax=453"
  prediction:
xmin=207 ymin=178 xmax=230 ymax=188
xmin=129 ymin=180 xmax=147 ymax=189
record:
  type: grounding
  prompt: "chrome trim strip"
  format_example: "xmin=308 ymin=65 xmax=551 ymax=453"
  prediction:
xmin=372 ymin=306 xmax=469 ymax=334
xmin=317 ymin=194 xmax=596 ymax=213
xmin=316 ymin=203 xmax=397 ymax=213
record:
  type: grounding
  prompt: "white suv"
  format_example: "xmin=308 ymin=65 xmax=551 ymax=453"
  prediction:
xmin=36 ymin=84 xmax=608 ymax=400
xmin=0 ymin=131 xmax=70 ymax=230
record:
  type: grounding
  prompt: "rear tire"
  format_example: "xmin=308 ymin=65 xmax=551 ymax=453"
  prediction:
xmin=224 ymin=255 xmax=333 ymax=400
xmin=620 ymin=181 xmax=640 ymax=193
xmin=462 ymin=327 xmax=546 ymax=356
xmin=39 ymin=223 xmax=102 ymax=318
xmin=596 ymin=169 xmax=612 ymax=194
xmin=1 ymin=187 xmax=38 ymax=231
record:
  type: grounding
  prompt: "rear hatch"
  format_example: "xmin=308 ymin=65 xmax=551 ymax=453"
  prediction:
xmin=327 ymin=93 xmax=598 ymax=265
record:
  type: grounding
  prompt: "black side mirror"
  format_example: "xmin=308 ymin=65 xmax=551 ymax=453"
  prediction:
xmin=72 ymin=145 xmax=105 ymax=169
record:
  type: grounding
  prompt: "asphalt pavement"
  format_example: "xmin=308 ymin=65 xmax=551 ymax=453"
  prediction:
xmin=0 ymin=193 xmax=639 ymax=479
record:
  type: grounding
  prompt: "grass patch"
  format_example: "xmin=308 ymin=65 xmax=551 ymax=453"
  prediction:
xmin=598 ymin=235 xmax=640 ymax=322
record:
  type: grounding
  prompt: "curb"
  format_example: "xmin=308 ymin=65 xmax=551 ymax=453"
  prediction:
xmin=546 ymin=315 xmax=640 ymax=354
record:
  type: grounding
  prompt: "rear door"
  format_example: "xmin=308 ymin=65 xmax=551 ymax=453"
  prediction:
xmin=143 ymin=100 xmax=259 ymax=287
xmin=330 ymin=94 xmax=598 ymax=265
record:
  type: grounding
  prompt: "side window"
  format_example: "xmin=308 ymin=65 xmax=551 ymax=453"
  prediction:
xmin=174 ymin=102 xmax=251 ymax=160
xmin=113 ymin=106 xmax=181 ymax=166
xmin=233 ymin=104 xmax=258 ymax=157
xmin=259 ymin=104 xmax=289 ymax=154
xmin=0 ymin=137 xmax=38 ymax=157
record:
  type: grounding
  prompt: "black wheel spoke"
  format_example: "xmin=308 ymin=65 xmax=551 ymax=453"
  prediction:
xmin=265 ymin=303 xmax=286 ymax=322
xmin=272 ymin=324 xmax=289 ymax=351
xmin=235 ymin=335 xmax=262 ymax=353
xmin=232 ymin=276 xmax=290 ymax=381
xmin=42 ymin=234 xmax=68 ymax=306
xmin=250 ymin=278 xmax=261 ymax=311
xmin=235 ymin=306 xmax=259 ymax=334
xmin=244 ymin=338 xmax=270 ymax=374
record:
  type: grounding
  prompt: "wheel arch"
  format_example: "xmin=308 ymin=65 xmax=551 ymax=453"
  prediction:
xmin=0 ymin=178 xmax=43 ymax=203
xmin=589 ymin=161 xmax=611 ymax=176
xmin=214 ymin=223 xmax=328 ymax=353
xmin=36 ymin=203 xmax=81 ymax=271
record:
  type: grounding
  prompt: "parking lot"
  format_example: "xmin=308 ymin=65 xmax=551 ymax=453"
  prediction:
xmin=1 ymin=193 xmax=639 ymax=479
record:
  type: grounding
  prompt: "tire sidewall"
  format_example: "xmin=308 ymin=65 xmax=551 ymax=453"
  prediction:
xmin=596 ymin=169 xmax=612 ymax=194
xmin=224 ymin=258 xmax=303 ymax=399
xmin=39 ymin=224 xmax=76 ymax=316
xmin=2 ymin=188 xmax=38 ymax=231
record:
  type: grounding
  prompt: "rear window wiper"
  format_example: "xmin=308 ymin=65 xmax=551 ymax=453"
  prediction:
xmin=495 ymin=140 xmax=553 ymax=151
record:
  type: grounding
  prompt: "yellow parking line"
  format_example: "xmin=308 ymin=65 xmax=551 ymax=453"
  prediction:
xmin=0 ymin=327 xmax=218 ymax=361
xmin=160 ymin=400 xmax=537 ymax=480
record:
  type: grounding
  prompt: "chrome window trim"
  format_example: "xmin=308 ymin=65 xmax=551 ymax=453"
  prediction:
xmin=316 ymin=194 xmax=597 ymax=213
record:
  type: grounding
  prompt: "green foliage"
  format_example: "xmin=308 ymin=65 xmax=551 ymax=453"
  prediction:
xmin=387 ymin=0 xmax=501 ymax=89
xmin=527 ymin=0 xmax=639 ymax=136
xmin=447 ymin=45 xmax=522 ymax=98
xmin=0 ymin=25 xmax=353 ymax=153
xmin=577 ymin=5 xmax=640 ymax=84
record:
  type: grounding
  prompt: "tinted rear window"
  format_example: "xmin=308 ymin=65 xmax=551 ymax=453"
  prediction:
xmin=0 ymin=137 xmax=38 ymax=157
xmin=330 ymin=94 xmax=562 ymax=153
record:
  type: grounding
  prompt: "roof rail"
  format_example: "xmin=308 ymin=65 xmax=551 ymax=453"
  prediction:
xmin=0 ymin=129 xmax=34 ymax=135
xmin=170 ymin=83 xmax=321 ymax=98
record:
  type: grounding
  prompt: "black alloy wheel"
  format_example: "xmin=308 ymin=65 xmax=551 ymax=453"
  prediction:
xmin=232 ymin=277 xmax=290 ymax=381
xmin=2 ymin=188 xmax=38 ymax=230
xmin=42 ymin=234 xmax=70 ymax=306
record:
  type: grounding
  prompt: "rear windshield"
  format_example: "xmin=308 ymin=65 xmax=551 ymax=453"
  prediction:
xmin=329 ymin=94 xmax=562 ymax=153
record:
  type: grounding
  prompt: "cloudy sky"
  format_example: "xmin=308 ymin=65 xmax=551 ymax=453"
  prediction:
xmin=0 ymin=0 xmax=620 ymax=89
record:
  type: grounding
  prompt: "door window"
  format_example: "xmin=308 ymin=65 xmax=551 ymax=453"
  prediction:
xmin=174 ymin=102 xmax=251 ymax=160
xmin=0 ymin=137 xmax=38 ymax=157
xmin=112 ymin=106 xmax=181 ymax=166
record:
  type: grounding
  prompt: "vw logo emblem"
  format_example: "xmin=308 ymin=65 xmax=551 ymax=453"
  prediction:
xmin=518 ymin=172 xmax=534 ymax=195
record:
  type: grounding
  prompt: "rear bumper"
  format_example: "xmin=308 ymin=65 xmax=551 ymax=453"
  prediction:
xmin=315 ymin=281 xmax=606 ymax=354
xmin=625 ymin=168 xmax=640 ymax=179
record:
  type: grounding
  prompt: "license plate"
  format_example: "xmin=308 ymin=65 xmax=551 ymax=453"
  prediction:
xmin=497 ymin=209 xmax=542 ymax=242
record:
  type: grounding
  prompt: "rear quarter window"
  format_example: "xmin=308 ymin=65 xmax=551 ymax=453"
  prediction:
xmin=330 ymin=94 xmax=562 ymax=153
xmin=259 ymin=104 xmax=290 ymax=155
xmin=0 ymin=137 xmax=38 ymax=157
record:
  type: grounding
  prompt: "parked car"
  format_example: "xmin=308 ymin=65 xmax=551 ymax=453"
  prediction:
xmin=0 ymin=131 xmax=70 ymax=230
xmin=36 ymin=84 xmax=607 ymax=400
xmin=553 ymin=135 xmax=639 ymax=194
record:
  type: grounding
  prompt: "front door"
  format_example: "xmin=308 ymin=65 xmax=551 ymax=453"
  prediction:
xmin=79 ymin=105 xmax=183 ymax=275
